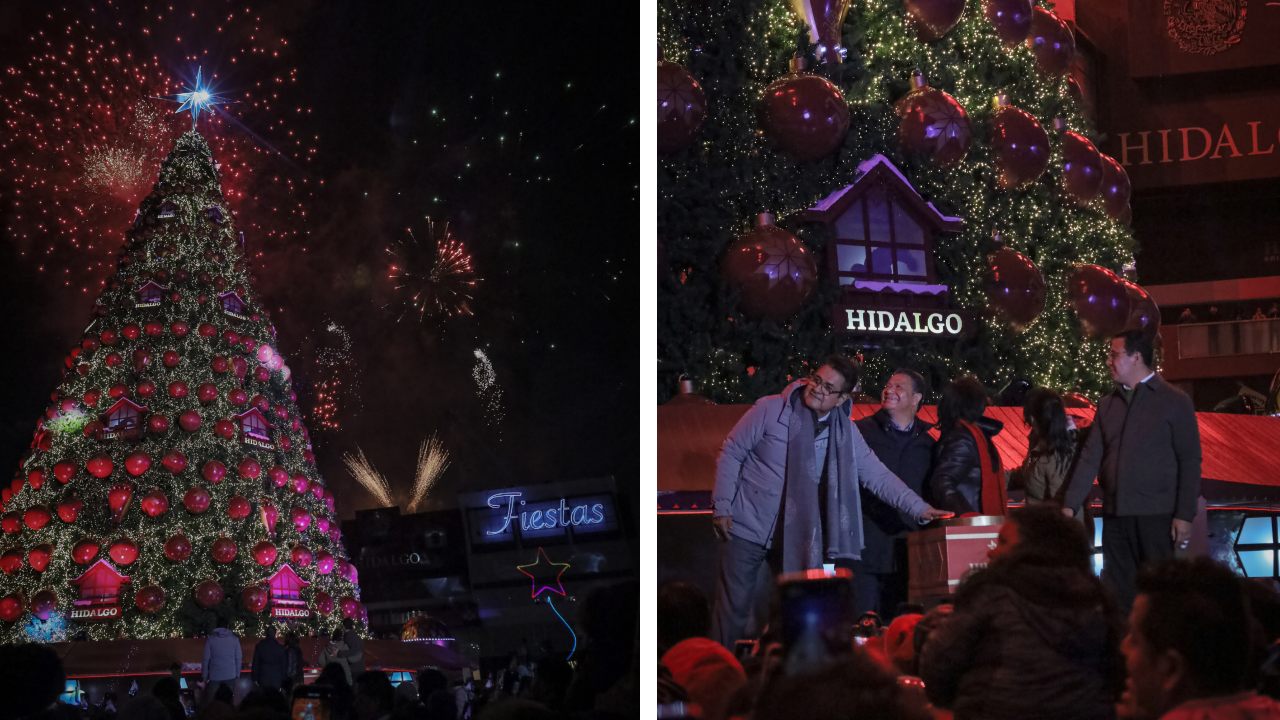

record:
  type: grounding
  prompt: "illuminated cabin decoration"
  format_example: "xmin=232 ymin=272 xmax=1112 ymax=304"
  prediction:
xmin=264 ymin=564 xmax=309 ymax=619
xmin=206 ymin=206 xmax=225 ymax=224
xmin=135 ymin=281 xmax=168 ymax=308
xmin=219 ymin=291 xmax=247 ymax=320
xmin=100 ymin=398 xmax=147 ymax=441
xmin=70 ymin=560 xmax=130 ymax=622
xmin=157 ymin=202 xmax=177 ymax=220
xmin=236 ymin=408 xmax=273 ymax=449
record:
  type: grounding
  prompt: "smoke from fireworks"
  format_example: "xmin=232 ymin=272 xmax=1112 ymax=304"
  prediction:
xmin=408 ymin=434 xmax=451 ymax=512
xmin=341 ymin=447 xmax=394 ymax=508
xmin=0 ymin=2 xmax=318 ymax=296
xmin=385 ymin=219 xmax=480 ymax=322
xmin=472 ymin=349 xmax=505 ymax=437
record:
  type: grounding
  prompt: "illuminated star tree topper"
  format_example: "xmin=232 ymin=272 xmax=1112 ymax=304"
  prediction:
xmin=173 ymin=67 xmax=225 ymax=129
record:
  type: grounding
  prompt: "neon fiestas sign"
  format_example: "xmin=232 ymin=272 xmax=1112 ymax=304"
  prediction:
xmin=485 ymin=492 xmax=607 ymax=536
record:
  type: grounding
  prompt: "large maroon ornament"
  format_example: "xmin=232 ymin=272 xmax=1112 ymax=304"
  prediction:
xmin=132 ymin=348 xmax=151 ymax=372
xmin=167 ymin=381 xmax=189 ymax=399
xmin=1122 ymin=280 xmax=1161 ymax=338
xmin=760 ymin=59 xmax=849 ymax=161
xmin=1097 ymin=154 xmax=1132 ymax=222
xmin=197 ymin=383 xmax=219 ymax=404
xmin=124 ymin=452 xmax=151 ymax=477
xmin=896 ymin=73 xmax=970 ymax=168
xmin=147 ymin=415 xmax=171 ymax=434
xmin=253 ymin=541 xmax=278 ymax=567
xmin=164 ymin=534 xmax=192 ymax=562
xmin=141 ymin=488 xmax=169 ymax=518
xmin=136 ymin=380 xmax=157 ymax=399
xmin=0 ymin=594 xmax=22 ymax=622
xmin=109 ymin=537 xmax=139 ymax=565
xmin=72 ymin=539 xmax=99 ymax=565
xmin=657 ymin=59 xmax=707 ymax=155
xmin=162 ymin=350 xmax=181 ymax=368
xmin=991 ymin=101 xmax=1050 ymax=190
xmin=293 ymin=474 xmax=309 ymax=495
xmin=198 ymin=323 xmax=217 ymax=338
xmin=171 ymin=321 xmax=190 ymax=337
xmin=211 ymin=537 xmax=237 ymax=563
xmin=162 ymin=451 xmax=187 ymax=474
xmin=316 ymin=552 xmax=335 ymax=575
xmin=179 ymin=410 xmax=202 ymax=432
xmin=985 ymin=0 xmax=1032 ymax=45
xmin=1027 ymin=6 xmax=1074 ymax=77
xmin=23 ymin=506 xmax=52 ymax=531
xmin=238 ymin=458 xmax=261 ymax=480
xmin=291 ymin=507 xmax=312 ymax=533
xmin=135 ymin=585 xmax=166 ymax=613
xmin=242 ymin=584 xmax=269 ymax=613
xmin=27 ymin=469 xmax=44 ymax=490
xmin=29 ymin=544 xmax=52 ymax=572
xmin=722 ymin=214 xmax=817 ymax=322
xmin=0 ymin=550 xmax=23 ymax=574
xmin=213 ymin=419 xmax=236 ymax=439
xmin=194 ymin=579 xmax=224 ymax=609
xmin=203 ymin=460 xmax=227 ymax=485
xmin=268 ymin=466 xmax=289 ymax=488
xmin=1060 ymin=128 xmax=1104 ymax=206
xmin=905 ymin=0 xmax=965 ymax=40
xmin=291 ymin=544 xmax=313 ymax=568
xmin=339 ymin=596 xmax=360 ymax=619
xmin=314 ymin=591 xmax=334 ymax=615
xmin=121 ymin=323 xmax=141 ymax=340
xmin=31 ymin=590 xmax=57 ymax=620
xmin=57 ymin=495 xmax=83 ymax=523
xmin=144 ymin=322 xmax=163 ymax=337
xmin=86 ymin=455 xmax=113 ymax=479
xmin=108 ymin=483 xmax=133 ymax=523
xmin=1067 ymin=264 xmax=1131 ymax=338
xmin=53 ymin=462 xmax=77 ymax=484
xmin=183 ymin=486 xmax=212 ymax=514
xmin=227 ymin=495 xmax=252 ymax=520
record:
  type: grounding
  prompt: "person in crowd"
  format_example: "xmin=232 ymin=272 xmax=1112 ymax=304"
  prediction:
xmin=342 ymin=618 xmax=366 ymax=675
xmin=1119 ymin=557 xmax=1280 ymax=719
xmin=919 ymin=505 xmax=1123 ymax=720
xmin=1009 ymin=387 xmax=1085 ymax=521
xmin=563 ymin=580 xmax=639 ymax=718
xmin=451 ymin=671 xmax=475 ymax=720
xmin=317 ymin=663 xmax=356 ymax=720
xmin=928 ymin=375 xmax=1006 ymax=516
xmin=320 ymin=628 xmax=353 ymax=684
xmin=1268 ymin=302 xmax=1280 ymax=319
xmin=710 ymin=355 xmax=951 ymax=648
xmin=1207 ymin=305 xmax=1221 ymax=321
xmin=151 ymin=677 xmax=186 ymax=720
xmin=0 ymin=643 xmax=67 ymax=720
xmin=657 ymin=581 xmax=711 ymax=655
xmin=853 ymin=368 xmax=936 ymax=616
xmin=1254 ymin=307 xmax=1268 ymax=321
xmin=353 ymin=671 xmax=396 ymax=720
xmin=1177 ymin=307 xmax=1196 ymax=323
xmin=1062 ymin=330 xmax=1201 ymax=613
xmin=236 ymin=687 xmax=289 ymax=720
xmin=283 ymin=631 xmax=305 ymax=691
xmin=250 ymin=625 xmax=290 ymax=691
xmin=201 ymin=617 xmax=242 ymax=704
xmin=661 ymin=638 xmax=747 ymax=720
xmin=196 ymin=685 xmax=236 ymax=720
xmin=753 ymin=651 xmax=933 ymax=720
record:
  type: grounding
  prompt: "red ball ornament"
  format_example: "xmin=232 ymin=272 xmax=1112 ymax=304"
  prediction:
xmin=104 ymin=352 xmax=123 ymax=368
xmin=28 ymin=544 xmax=52 ymax=572
xmin=162 ymin=350 xmax=181 ymax=368
xmin=82 ymin=337 xmax=100 ymax=351
xmin=252 ymin=541 xmax=278 ymax=566
xmin=147 ymin=414 xmax=171 ymax=434
xmin=1060 ymin=129 xmax=1104 ymax=206
xmin=316 ymin=552 xmax=335 ymax=575
xmin=722 ymin=214 xmax=817 ymax=321
xmin=83 ymin=389 xmax=100 ymax=407
xmin=310 ymin=481 xmax=325 ymax=500
xmin=136 ymin=380 xmax=157 ymax=398
xmin=238 ymin=458 xmax=261 ymax=480
xmin=314 ymin=592 xmax=334 ymax=615
xmin=108 ymin=537 xmax=139 ymax=565
xmin=198 ymin=323 xmax=217 ymax=338
xmin=164 ymin=534 xmax=192 ymax=562
xmin=121 ymin=323 xmax=141 ymax=340
xmin=268 ymin=466 xmax=289 ymax=488
xmin=23 ymin=505 xmax=51 ymax=531
xmin=905 ymin=0 xmax=966 ymax=40
xmin=985 ymin=246 xmax=1047 ymax=332
xmin=656 ymin=59 xmax=706 ymax=155
xmin=1 ymin=512 xmax=20 ymax=534
xmin=1122 ymin=280 xmax=1161 ymax=338
xmin=991 ymin=102 xmax=1050 ymax=190
xmin=252 ymin=395 xmax=270 ymax=412
xmin=255 ymin=367 xmax=270 ymax=384
xmin=132 ymin=348 xmax=151 ymax=372
xmin=278 ymin=435 xmax=292 ymax=452
xmin=167 ymin=381 xmax=189 ymax=399
xmin=100 ymin=329 xmax=118 ymax=346
xmin=135 ymin=585 xmax=166 ymax=613
xmin=228 ymin=388 xmax=248 ymax=406
xmin=0 ymin=594 xmax=21 ymax=622
xmin=107 ymin=382 xmax=128 ymax=399
xmin=291 ymin=544 xmax=313 ymax=568
xmin=315 ymin=516 xmax=331 ymax=534
xmin=144 ymin=322 xmax=163 ymax=337
xmin=194 ymin=579 xmax=224 ymax=609
xmin=184 ymin=486 xmax=212 ymax=514
xmin=232 ymin=357 xmax=248 ymax=379
xmin=211 ymin=537 xmax=237 ymax=563
xmin=141 ymin=488 xmax=169 ymax=517
xmin=1027 ymin=6 xmax=1075 ymax=77
xmin=292 ymin=474 xmax=309 ymax=495
xmin=82 ymin=420 xmax=103 ymax=438
xmin=213 ymin=419 xmax=236 ymax=439
xmin=211 ymin=356 xmax=229 ymax=374
xmin=291 ymin=507 xmax=312 ymax=533
xmin=125 ymin=452 xmax=152 ymax=477
xmin=202 ymin=460 xmax=227 ymax=485
xmin=896 ymin=74 xmax=971 ymax=167
xmin=1067 ymin=264 xmax=1131 ymax=338
xmin=28 ymin=469 xmax=44 ymax=490
xmin=242 ymin=584 xmax=269 ymax=613
xmin=241 ymin=337 xmax=257 ymax=353
xmin=108 ymin=482 xmax=133 ymax=523
xmin=985 ymin=0 xmax=1033 ymax=45
xmin=222 ymin=330 xmax=240 ymax=346
xmin=339 ymin=596 xmax=360 ymax=619
xmin=86 ymin=455 xmax=114 ymax=479
xmin=1097 ymin=154 xmax=1132 ymax=222
xmin=162 ymin=451 xmax=187 ymax=474
xmin=197 ymin=383 xmax=219 ymax=404
xmin=72 ymin=539 xmax=99 ymax=565
xmin=227 ymin=495 xmax=252 ymax=520
xmin=31 ymin=590 xmax=57 ymax=620
xmin=759 ymin=61 xmax=849 ymax=161
xmin=170 ymin=321 xmax=190 ymax=337
xmin=52 ymin=458 xmax=75 ymax=481
xmin=57 ymin=495 xmax=83 ymax=523
xmin=179 ymin=410 xmax=202 ymax=432
xmin=0 ymin=550 xmax=23 ymax=574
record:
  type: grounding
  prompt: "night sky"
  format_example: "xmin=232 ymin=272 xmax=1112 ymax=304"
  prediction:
xmin=0 ymin=3 xmax=639 ymax=522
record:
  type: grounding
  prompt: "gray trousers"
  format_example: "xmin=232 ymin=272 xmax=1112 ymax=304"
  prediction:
xmin=711 ymin=535 xmax=777 ymax=649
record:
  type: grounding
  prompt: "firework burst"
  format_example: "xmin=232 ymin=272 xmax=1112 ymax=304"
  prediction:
xmin=301 ymin=320 xmax=361 ymax=434
xmin=408 ymin=434 xmax=451 ymax=512
xmin=341 ymin=447 xmax=394 ymax=508
xmin=385 ymin=219 xmax=480 ymax=322
xmin=472 ymin=348 xmax=506 ymax=437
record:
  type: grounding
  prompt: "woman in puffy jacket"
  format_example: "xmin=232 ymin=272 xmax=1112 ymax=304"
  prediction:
xmin=928 ymin=376 xmax=1006 ymax=516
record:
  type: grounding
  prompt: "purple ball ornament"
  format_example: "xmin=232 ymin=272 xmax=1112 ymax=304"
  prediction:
xmin=1122 ymin=280 xmax=1161 ymax=338
xmin=991 ymin=95 xmax=1050 ymax=190
xmin=759 ymin=56 xmax=850 ymax=161
xmin=722 ymin=213 xmax=818 ymax=322
xmin=983 ymin=241 xmax=1046 ymax=332
xmin=657 ymin=55 xmax=707 ymax=155
xmin=896 ymin=72 xmax=971 ymax=168
xmin=984 ymin=0 xmax=1033 ymax=45
xmin=1067 ymin=264 xmax=1130 ymax=338
xmin=1097 ymin=154 xmax=1132 ymax=223
xmin=904 ymin=0 xmax=966 ymax=41
xmin=1056 ymin=119 xmax=1104 ymax=206
xmin=1027 ymin=6 xmax=1075 ymax=77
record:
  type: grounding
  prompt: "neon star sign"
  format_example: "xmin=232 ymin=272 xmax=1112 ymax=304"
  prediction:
xmin=517 ymin=547 xmax=570 ymax=599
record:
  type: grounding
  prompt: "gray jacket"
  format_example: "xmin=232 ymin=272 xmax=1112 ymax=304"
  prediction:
xmin=713 ymin=382 xmax=931 ymax=552
xmin=1062 ymin=374 xmax=1201 ymax=521
xmin=202 ymin=627 xmax=242 ymax=682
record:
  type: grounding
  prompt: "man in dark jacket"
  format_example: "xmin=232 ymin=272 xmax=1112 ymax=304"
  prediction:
xmin=1062 ymin=330 xmax=1201 ymax=614
xmin=250 ymin=626 xmax=290 ymax=690
xmin=853 ymin=368 xmax=935 ymax=617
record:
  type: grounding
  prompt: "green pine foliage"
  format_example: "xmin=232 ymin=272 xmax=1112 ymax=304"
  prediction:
xmin=658 ymin=0 xmax=1133 ymax=403
xmin=0 ymin=131 xmax=362 ymax=642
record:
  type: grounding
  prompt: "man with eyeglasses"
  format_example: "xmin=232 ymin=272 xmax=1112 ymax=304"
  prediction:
xmin=710 ymin=354 xmax=952 ymax=649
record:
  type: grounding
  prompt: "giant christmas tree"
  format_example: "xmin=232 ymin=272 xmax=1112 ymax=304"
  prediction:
xmin=0 ymin=129 xmax=363 ymax=642
xmin=658 ymin=0 xmax=1146 ymax=403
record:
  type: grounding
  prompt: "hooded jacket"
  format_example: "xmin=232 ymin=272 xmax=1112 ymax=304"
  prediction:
xmin=202 ymin=627 xmax=243 ymax=683
xmin=712 ymin=381 xmax=931 ymax=553
xmin=928 ymin=416 xmax=1004 ymax=515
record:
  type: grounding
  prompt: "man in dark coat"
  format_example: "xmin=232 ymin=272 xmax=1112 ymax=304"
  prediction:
xmin=853 ymin=368 xmax=935 ymax=617
xmin=250 ymin=625 xmax=290 ymax=690
xmin=1062 ymin=330 xmax=1201 ymax=614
